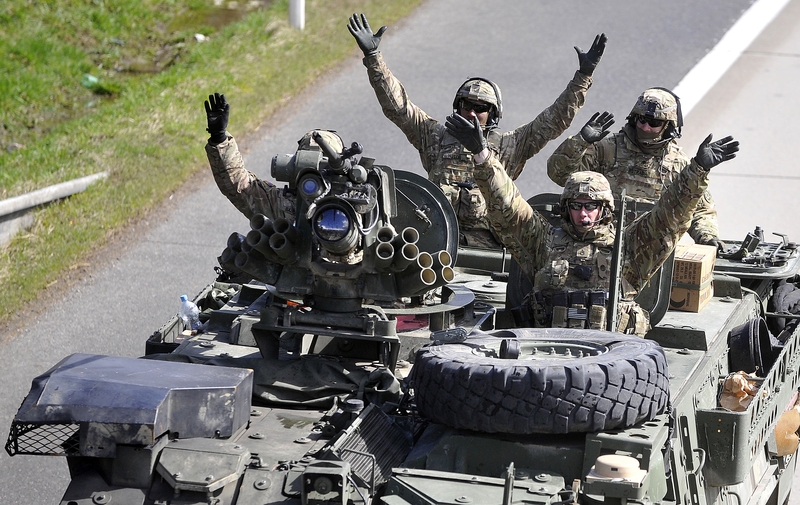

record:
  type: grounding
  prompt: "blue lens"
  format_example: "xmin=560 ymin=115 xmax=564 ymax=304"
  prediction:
xmin=301 ymin=178 xmax=319 ymax=195
xmin=314 ymin=208 xmax=350 ymax=242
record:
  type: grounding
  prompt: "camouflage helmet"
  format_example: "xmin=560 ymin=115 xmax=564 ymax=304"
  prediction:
xmin=628 ymin=88 xmax=683 ymax=131
xmin=297 ymin=129 xmax=344 ymax=154
xmin=453 ymin=77 xmax=503 ymax=128
xmin=560 ymin=171 xmax=615 ymax=223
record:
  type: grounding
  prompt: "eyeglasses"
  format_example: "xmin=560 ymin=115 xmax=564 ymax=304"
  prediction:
xmin=636 ymin=115 xmax=665 ymax=128
xmin=567 ymin=201 xmax=602 ymax=211
xmin=460 ymin=99 xmax=492 ymax=114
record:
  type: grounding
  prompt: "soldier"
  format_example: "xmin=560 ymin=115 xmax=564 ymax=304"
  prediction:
xmin=348 ymin=13 xmax=607 ymax=248
xmin=445 ymin=112 xmax=738 ymax=335
xmin=547 ymin=88 xmax=724 ymax=250
xmin=204 ymin=92 xmax=342 ymax=223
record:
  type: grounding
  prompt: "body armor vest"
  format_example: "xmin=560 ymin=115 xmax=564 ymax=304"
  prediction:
xmin=527 ymin=228 xmax=612 ymax=330
xmin=598 ymin=133 xmax=687 ymax=202
xmin=516 ymin=227 xmax=650 ymax=335
xmin=428 ymin=130 xmax=502 ymax=232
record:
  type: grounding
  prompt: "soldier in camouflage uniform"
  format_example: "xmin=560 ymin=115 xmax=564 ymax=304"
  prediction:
xmin=547 ymin=88 xmax=724 ymax=249
xmin=446 ymin=112 xmax=738 ymax=335
xmin=348 ymin=13 xmax=607 ymax=248
xmin=204 ymin=92 xmax=343 ymax=223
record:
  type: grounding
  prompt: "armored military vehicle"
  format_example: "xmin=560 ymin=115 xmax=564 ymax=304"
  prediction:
xmin=6 ymin=135 xmax=800 ymax=505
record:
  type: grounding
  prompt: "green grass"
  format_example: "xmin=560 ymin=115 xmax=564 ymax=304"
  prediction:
xmin=0 ymin=0 xmax=421 ymax=324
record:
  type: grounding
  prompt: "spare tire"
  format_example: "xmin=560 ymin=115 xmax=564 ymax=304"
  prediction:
xmin=411 ymin=328 xmax=669 ymax=434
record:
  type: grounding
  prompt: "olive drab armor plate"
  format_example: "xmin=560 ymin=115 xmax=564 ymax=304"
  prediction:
xmin=393 ymin=170 xmax=458 ymax=262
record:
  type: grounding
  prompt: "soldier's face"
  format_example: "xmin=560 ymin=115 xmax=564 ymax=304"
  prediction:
xmin=460 ymin=100 xmax=491 ymax=126
xmin=635 ymin=116 xmax=665 ymax=134
xmin=568 ymin=198 xmax=602 ymax=232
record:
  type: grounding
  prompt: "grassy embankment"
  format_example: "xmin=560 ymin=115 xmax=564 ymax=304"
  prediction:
xmin=0 ymin=0 xmax=420 ymax=325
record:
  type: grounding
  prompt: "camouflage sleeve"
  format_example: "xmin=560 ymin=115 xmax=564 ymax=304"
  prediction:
xmin=363 ymin=52 xmax=440 ymax=157
xmin=623 ymin=160 xmax=710 ymax=294
xmin=688 ymin=190 xmax=720 ymax=244
xmin=473 ymin=153 xmax=551 ymax=275
xmin=498 ymin=70 xmax=592 ymax=179
xmin=546 ymin=133 xmax=605 ymax=186
xmin=205 ymin=136 xmax=294 ymax=221
xmin=663 ymin=145 xmax=720 ymax=244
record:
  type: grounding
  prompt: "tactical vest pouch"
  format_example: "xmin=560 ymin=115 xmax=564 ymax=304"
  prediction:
xmin=532 ymin=291 xmax=547 ymax=327
xmin=551 ymin=291 xmax=569 ymax=328
xmin=588 ymin=291 xmax=608 ymax=330
xmin=548 ymin=260 xmax=570 ymax=289
xmin=552 ymin=307 xmax=568 ymax=328
xmin=616 ymin=301 xmax=651 ymax=336
xmin=440 ymin=184 xmax=460 ymax=213
xmin=589 ymin=305 xmax=606 ymax=330
xmin=568 ymin=291 xmax=588 ymax=329
xmin=457 ymin=186 xmax=488 ymax=228
xmin=616 ymin=311 xmax=631 ymax=334
xmin=595 ymin=252 xmax=611 ymax=280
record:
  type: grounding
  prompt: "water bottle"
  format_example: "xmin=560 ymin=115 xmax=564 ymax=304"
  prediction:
xmin=179 ymin=295 xmax=202 ymax=331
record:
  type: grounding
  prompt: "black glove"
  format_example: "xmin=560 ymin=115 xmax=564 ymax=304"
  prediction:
xmin=204 ymin=92 xmax=229 ymax=145
xmin=580 ymin=111 xmax=615 ymax=143
xmin=695 ymin=134 xmax=739 ymax=170
xmin=574 ymin=33 xmax=607 ymax=76
xmin=702 ymin=238 xmax=727 ymax=253
xmin=445 ymin=113 xmax=487 ymax=155
xmin=348 ymin=13 xmax=387 ymax=57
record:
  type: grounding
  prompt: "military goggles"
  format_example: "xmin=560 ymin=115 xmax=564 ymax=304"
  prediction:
xmin=567 ymin=201 xmax=602 ymax=211
xmin=635 ymin=115 xmax=665 ymax=128
xmin=460 ymin=99 xmax=492 ymax=114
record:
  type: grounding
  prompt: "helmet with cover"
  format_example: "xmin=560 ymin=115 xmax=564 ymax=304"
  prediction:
xmin=452 ymin=78 xmax=503 ymax=128
xmin=297 ymin=129 xmax=344 ymax=154
xmin=627 ymin=88 xmax=682 ymax=139
xmin=560 ymin=171 xmax=615 ymax=225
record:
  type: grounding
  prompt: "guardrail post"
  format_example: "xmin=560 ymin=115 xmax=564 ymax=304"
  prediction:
xmin=289 ymin=0 xmax=305 ymax=30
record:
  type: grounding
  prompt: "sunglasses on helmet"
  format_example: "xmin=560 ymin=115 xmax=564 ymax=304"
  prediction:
xmin=635 ymin=115 xmax=665 ymax=128
xmin=460 ymin=99 xmax=492 ymax=114
xmin=567 ymin=201 xmax=602 ymax=211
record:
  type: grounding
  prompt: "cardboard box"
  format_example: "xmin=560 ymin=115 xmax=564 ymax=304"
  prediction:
xmin=669 ymin=284 xmax=713 ymax=312
xmin=669 ymin=243 xmax=717 ymax=312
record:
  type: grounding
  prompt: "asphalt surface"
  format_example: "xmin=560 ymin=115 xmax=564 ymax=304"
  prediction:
xmin=3 ymin=0 xmax=799 ymax=502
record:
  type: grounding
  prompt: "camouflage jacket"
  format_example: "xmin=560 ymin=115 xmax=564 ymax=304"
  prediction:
xmin=547 ymin=125 xmax=719 ymax=244
xmin=363 ymin=52 xmax=592 ymax=244
xmin=205 ymin=135 xmax=295 ymax=222
xmin=475 ymin=151 xmax=709 ymax=333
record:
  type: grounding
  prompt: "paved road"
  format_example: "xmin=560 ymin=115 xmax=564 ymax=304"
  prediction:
xmin=4 ymin=0 xmax=799 ymax=502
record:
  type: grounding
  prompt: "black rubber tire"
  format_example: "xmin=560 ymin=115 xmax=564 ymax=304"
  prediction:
xmin=411 ymin=328 xmax=670 ymax=434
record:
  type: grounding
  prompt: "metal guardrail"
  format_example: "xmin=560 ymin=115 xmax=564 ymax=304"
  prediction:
xmin=0 ymin=172 xmax=108 ymax=246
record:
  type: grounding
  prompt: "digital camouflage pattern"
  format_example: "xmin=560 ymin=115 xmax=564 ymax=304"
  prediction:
xmin=206 ymin=135 xmax=296 ymax=222
xmin=547 ymin=125 xmax=720 ymax=244
xmin=362 ymin=52 xmax=592 ymax=247
xmin=475 ymin=154 xmax=710 ymax=335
